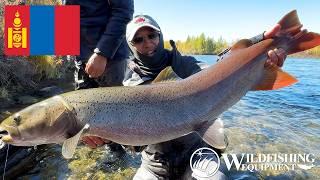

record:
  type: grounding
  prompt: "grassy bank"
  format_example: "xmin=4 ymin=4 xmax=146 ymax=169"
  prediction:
xmin=0 ymin=36 xmax=73 ymax=105
xmin=303 ymin=46 xmax=320 ymax=58
xmin=0 ymin=54 xmax=73 ymax=106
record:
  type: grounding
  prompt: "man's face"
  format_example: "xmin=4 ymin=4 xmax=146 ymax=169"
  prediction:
xmin=131 ymin=27 xmax=160 ymax=57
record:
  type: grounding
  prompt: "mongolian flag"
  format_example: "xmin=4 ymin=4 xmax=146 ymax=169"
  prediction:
xmin=4 ymin=5 xmax=80 ymax=56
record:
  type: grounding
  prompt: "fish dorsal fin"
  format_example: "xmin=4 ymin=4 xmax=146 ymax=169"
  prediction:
xmin=152 ymin=66 xmax=182 ymax=83
xmin=278 ymin=10 xmax=303 ymax=35
xmin=252 ymin=64 xmax=298 ymax=90
xmin=62 ymin=124 xmax=90 ymax=159
xmin=230 ymin=39 xmax=254 ymax=51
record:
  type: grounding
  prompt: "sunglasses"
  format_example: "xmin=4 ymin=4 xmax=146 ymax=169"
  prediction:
xmin=131 ymin=32 xmax=160 ymax=45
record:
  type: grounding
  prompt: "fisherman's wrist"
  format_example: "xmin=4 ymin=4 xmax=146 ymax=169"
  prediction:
xmin=94 ymin=48 xmax=107 ymax=58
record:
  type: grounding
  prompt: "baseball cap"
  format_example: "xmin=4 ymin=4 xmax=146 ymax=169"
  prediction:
xmin=126 ymin=15 xmax=161 ymax=42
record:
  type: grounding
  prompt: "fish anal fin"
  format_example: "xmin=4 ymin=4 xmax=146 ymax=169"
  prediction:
xmin=152 ymin=66 xmax=182 ymax=83
xmin=62 ymin=124 xmax=89 ymax=159
xmin=196 ymin=118 xmax=228 ymax=151
xmin=252 ymin=64 xmax=298 ymax=91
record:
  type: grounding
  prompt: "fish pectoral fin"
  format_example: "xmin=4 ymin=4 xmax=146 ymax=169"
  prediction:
xmin=197 ymin=118 xmax=228 ymax=151
xmin=252 ymin=64 xmax=298 ymax=91
xmin=152 ymin=66 xmax=182 ymax=83
xmin=62 ymin=124 xmax=90 ymax=159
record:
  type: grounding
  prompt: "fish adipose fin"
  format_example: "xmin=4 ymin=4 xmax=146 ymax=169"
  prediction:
xmin=152 ymin=66 xmax=182 ymax=83
xmin=197 ymin=118 xmax=228 ymax=150
xmin=62 ymin=124 xmax=90 ymax=159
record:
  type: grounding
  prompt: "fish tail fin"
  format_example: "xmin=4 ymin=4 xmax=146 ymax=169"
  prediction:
xmin=277 ymin=10 xmax=320 ymax=54
xmin=278 ymin=10 xmax=303 ymax=35
xmin=252 ymin=64 xmax=298 ymax=90
xmin=288 ymin=30 xmax=320 ymax=55
xmin=197 ymin=118 xmax=228 ymax=151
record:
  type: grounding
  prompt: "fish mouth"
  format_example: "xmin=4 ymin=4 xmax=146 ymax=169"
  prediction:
xmin=0 ymin=127 xmax=13 ymax=143
xmin=0 ymin=128 xmax=9 ymax=137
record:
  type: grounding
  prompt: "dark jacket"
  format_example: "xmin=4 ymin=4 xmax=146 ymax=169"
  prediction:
xmin=123 ymin=40 xmax=209 ymax=86
xmin=66 ymin=0 xmax=134 ymax=61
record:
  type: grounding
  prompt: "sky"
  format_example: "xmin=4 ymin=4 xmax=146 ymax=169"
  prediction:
xmin=134 ymin=0 xmax=320 ymax=42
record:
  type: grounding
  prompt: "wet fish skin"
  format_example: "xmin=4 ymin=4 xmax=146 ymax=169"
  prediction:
xmin=1 ymin=10 xmax=320 ymax=158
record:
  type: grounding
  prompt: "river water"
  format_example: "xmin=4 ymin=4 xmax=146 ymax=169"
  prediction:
xmin=197 ymin=55 xmax=320 ymax=179
xmin=3 ymin=56 xmax=320 ymax=179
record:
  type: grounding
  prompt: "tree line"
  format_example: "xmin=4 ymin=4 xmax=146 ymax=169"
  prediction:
xmin=164 ymin=33 xmax=320 ymax=57
xmin=164 ymin=33 xmax=229 ymax=55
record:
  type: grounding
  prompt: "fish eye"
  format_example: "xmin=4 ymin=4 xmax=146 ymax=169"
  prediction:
xmin=13 ymin=115 xmax=21 ymax=124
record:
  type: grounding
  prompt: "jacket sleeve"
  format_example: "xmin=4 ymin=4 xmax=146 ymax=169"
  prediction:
xmin=171 ymin=54 xmax=209 ymax=78
xmin=170 ymin=40 xmax=209 ymax=78
xmin=95 ymin=0 xmax=134 ymax=59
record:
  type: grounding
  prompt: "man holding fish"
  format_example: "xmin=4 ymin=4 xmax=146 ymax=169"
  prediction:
xmin=1 ymin=10 xmax=320 ymax=180
xmin=81 ymin=14 xmax=288 ymax=179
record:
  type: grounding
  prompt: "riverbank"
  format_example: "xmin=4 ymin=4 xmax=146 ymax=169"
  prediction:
xmin=0 ymin=54 xmax=74 ymax=109
xmin=289 ymin=52 xmax=320 ymax=59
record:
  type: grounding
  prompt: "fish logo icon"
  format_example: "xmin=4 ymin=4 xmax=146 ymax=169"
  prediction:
xmin=190 ymin=147 xmax=221 ymax=178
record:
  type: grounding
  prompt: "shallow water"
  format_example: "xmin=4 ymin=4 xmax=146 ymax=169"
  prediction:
xmin=199 ymin=56 xmax=320 ymax=179
xmin=4 ymin=56 xmax=320 ymax=179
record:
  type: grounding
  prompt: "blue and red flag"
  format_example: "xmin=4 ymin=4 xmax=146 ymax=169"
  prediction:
xmin=4 ymin=5 xmax=80 ymax=56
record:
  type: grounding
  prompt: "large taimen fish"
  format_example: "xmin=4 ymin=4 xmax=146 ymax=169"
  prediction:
xmin=1 ymin=10 xmax=320 ymax=158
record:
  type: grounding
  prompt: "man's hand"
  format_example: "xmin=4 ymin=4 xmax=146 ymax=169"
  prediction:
xmin=264 ymin=24 xmax=281 ymax=39
xmin=264 ymin=24 xmax=287 ymax=67
xmin=85 ymin=53 xmax=108 ymax=78
xmin=267 ymin=48 xmax=286 ymax=67
xmin=82 ymin=136 xmax=111 ymax=149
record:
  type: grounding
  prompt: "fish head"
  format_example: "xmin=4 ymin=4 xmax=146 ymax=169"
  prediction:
xmin=0 ymin=96 xmax=80 ymax=146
